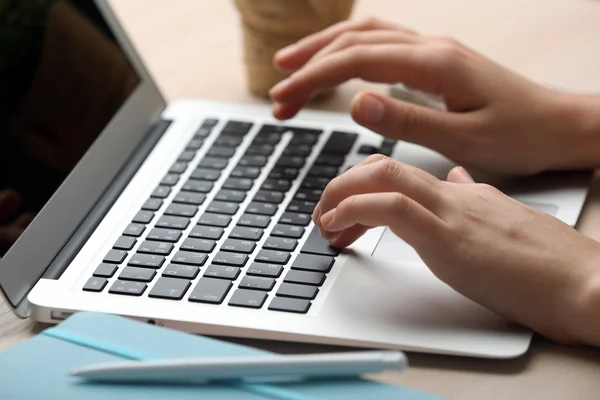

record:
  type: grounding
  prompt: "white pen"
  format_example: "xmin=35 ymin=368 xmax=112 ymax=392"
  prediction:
xmin=70 ymin=350 xmax=408 ymax=384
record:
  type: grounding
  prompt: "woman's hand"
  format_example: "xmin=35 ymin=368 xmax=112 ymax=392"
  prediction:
xmin=270 ymin=18 xmax=600 ymax=175
xmin=313 ymin=154 xmax=600 ymax=346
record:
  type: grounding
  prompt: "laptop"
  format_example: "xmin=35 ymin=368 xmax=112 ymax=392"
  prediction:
xmin=0 ymin=0 xmax=591 ymax=359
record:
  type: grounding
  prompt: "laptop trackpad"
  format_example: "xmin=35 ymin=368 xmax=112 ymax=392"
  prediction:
xmin=372 ymin=227 xmax=422 ymax=263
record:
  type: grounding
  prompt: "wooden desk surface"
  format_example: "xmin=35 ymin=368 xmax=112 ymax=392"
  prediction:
xmin=2 ymin=0 xmax=600 ymax=398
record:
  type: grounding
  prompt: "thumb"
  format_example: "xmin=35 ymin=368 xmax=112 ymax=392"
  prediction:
xmin=447 ymin=166 xmax=475 ymax=183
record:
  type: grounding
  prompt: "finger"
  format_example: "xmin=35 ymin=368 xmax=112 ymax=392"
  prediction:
xmin=325 ymin=224 xmax=370 ymax=249
xmin=274 ymin=17 xmax=412 ymax=71
xmin=447 ymin=166 xmax=475 ymax=183
xmin=0 ymin=189 xmax=21 ymax=223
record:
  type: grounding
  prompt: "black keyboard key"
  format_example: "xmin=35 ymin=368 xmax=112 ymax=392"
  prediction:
xmin=173 ymin=191 xmax=206 ymax=205
xmin=301 ymin=177 xmax=330 ymax=190
xmin=189 ymin=225 xmax=224 ymax=240
xmin=263 ymin=237 xmax=298 ymax=252
xmin=289 ymin=128 xmax=321 ymax=144
xmin=314 ymin=153 xmax=346 ymax=167
xmin=180 ymin=238 xmax=216 ymax=253
xmin=137 ymin=241 xmax=174 ymax=256
xmin=268 ymin=297 xmax=311 ymax=314
xmin=202 ymin=118 xmax=219 ymax=128
xmin=221 ymin=239 xmax=256 ymax=254
xmin=214 ymin=135 xmax=244 ymax=147
xmin=252 ymin=133 xmax=282 ymax=145
xmin=169 ymin=162 xmax=188 ymax=174
xmin=186 ymin=138 xmax=204 ymax=150
xmin=253 ymin=190 xmax=285 ymax=204
xmin=171 ymin=251 xmax=208 ymax=266
xmin=237 ymin=214 xmax=271 ymax=229
xmin=229 ymin=226 xmax=263 ymax=241
xmin=238 ymin=155 xmax=268 ymax=167
xmin=190 ymin=168 xmax=221 ymax=181
xmin=245 ymin=202 xmax=278 ymax=216
xmin=160 ymin=174 xmax=180 ymax=186
xmin=189 ymin=278 xmax=232 ymax=304
xmin=246 ymin=263 xmax=283 ymax=278
xmin=164 ymin=203 xmax=198 ymax=218
xmin=142 ymin=198 xmax=163 ymax=211
xmin=228 ymin=289 xmax=267 ymax=309
xmin=222 ymin=120 xmax=253 ymax=135
xmin=258 ymin=123 xmax=288 ymax=134
xmin=294 ymin=189 xmax=323 ymax=202
xmin=132 ymin=210 xmax=154 ymax=224
xmin=128 ymin=254 xmax=165 ymax=269
xmin=283 ymin=144 xmax=312 ymax=157
xmin=198 ymin=213 xmax=231 ymax=228
xmin=182 ymin=180 xmax=213 ymax=193
xmin=323 ymin=131 xmax=358 ymax=155
xmin=178 ymin=150 xmax=196 ymax=162
xmin=292 ymin=253 xmax=334 ymax=273
xmin=215 ymin=189 xmax=246 ymax=203
xmin=203 ymin=265 xmax=241 ymax=280
xmin=276 ymin=156 xmax=305 ymax=169
xmin=207 ymin=201 xmax=239 ymax=215
xmin=268 ymin=167 xmax=298 ymax=180
xmin=279 ymin=212 xmax=311 ymax=226
xmin=162 ymin=264 xmax=200 ymax=280
xmin=198 ymin=157 xmax=228 ymax=170
xmin=358 ymin=144 xmax=378 ymax=155
xmin=109 ymin=280 xmax=147 ymax=296
xmin=113 ymin=236 xmax=136 ymax=250
xmin=246 ymin=144 xmax=274 ymax=156
xmin=195 ymin=127 xmax=212 ymax=138
xmin=151 ymin=186 xmax=171 ymax=198
xmin=156 ymin=216 xmax=190 ymax=230
xmin=254 ymin=250 xmax=290 ymax=265
xmin=284 ymin=270 xmax=326 ymax=286
xmin=287 ymin=200 xmax=317 ymax=214
xmin=239 ymin=276 xmax=275 ymax=291
xmin=146 ymin=228 xmax=182 ymax=243
xmin=103 ymin=250 xmax=127 ymax=264
xmin=271 ymin=224 xmax=305 ymax=239
xmin=301 ymin=226 xmax=341 ymax=256
xmin=276 ymin=283 xmax=318 ymax=300
xmin=118 ymin=267 xmax=156 ymax=282
xmin=212 ymin=251 xmax=248 ymax=267
xmin=83 ymin=277 xmax=108 ymax=292
xmin=207 ymin=146 xmax=236 ymax=158
xmin=93 ymin=263 xmax=118 ymax=278
xmin=222 ymin=178 xmax=253 ymax=191
xmin=231 ymin=166 xmax=261 ymax=179
xmin=123 ymin=223 xmax=145 ymax=237
xmin=261 ymin=179 xmax=291 ymax=192
xmin=148 ymin=277 xmax=191 ymax=300
xmin=308 ymin=165 xmax=339 ymax=178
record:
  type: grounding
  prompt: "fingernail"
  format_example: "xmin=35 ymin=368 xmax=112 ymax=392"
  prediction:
xmin=269 ymin=78 xmax=290 ymax=97
xmin=275 ymin=44 xmax=300 ymax=60
xmin=320 ymin=209 xmax=336 ymax=229
xmin=312 ymin=203 xmax=322 ymax=226
xmin=356 ymin=94 xmax=385 ymax=124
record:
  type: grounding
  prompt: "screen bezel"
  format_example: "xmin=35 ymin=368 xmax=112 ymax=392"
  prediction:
xmin=0 ymin=0 xmax=167 ymax=312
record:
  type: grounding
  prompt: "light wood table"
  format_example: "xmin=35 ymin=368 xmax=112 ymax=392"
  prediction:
xmin=2 ymin=0 xmax=600 ymax=398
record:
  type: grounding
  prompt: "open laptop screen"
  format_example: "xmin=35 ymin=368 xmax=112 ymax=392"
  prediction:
xmin=0 ymin=0 xmax=140 ymax=257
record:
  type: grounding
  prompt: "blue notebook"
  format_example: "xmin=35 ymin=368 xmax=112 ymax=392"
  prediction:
xmin=0 ymin=312 xmax=442 ymax=399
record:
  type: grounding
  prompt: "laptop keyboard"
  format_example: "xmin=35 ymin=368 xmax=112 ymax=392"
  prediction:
xmin=82 ymin=118 xmax=396 ymax=314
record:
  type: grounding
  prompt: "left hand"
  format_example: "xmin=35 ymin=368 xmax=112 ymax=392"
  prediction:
xmin=313 ymin=155 xmax=600 ymax=346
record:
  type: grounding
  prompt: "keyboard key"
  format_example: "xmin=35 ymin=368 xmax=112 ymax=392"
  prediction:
xmin=222 ymin=120 xmax=253 ymax=135
xmin=228 ymin=289 xmax=267 ymax=309
xmin=214 ymin=135 xmax=244 ymax=147
xmin=113 ymin=236 xmax=136 ymax=250
xmin=301 ymin=226 xmax=341 ymax=256
xmin=207 ymin=146 xmax=236 ymax=158
xmin=270 ymin=224 xmax=305 ymax=239
xmin=146 ymin=228 xmax=182 ymax=243
xmin=160 ymin=174 xmax=180 ymax=186
xmin=222 ymin=177 xmax=253 ymax=191
xmin=123 ymin=223 xmax=146 ymax=237
xmin=212 ymin=251 xmax=248 ymax=267
xmin=294 ymin=189 xmax=323 ymax=202
xmin=283 ymin=144 xmax=312 ymax=157
xmin=292 ymin=253 xmax=334 ymax=273
xmin=261 ymin=179 xmax=291 ymax=192
xmin=252 ymin=133 xmax=282 ymax=145
xmin=198 ymin=157 xmax=228 ymax=170
xmin=93 ymin=263 xmax=118 ymax=278
xmin=189 ymin=278 xmax=232 ymax=304
xmin=268 ymin=297 xmax=311 ymax=314
xmin=229 ymin=226 xmax=263 ymax=241
xmin=276 ymin=156 xmax=305 ymax=169
xmin=164 ymin=203 xmax=198 ymax=218
xmin=263 ymin=237 xmax=298 ymax=252
xmin=322 ymin=131 xmax=358 ymax=155
xmin=109 ymin=280 xmax=147 ymax=296
xmin=198 ymin=213 xmax=231 ymax=228
xmin=203 ymin=265 xmax=241 ymax=280
xmin=178 ymin=150 xmax=196 ymax=162
xmin=118 ymin=267 xmax=156 ymax=282
xmin=254 ymin=250 xmax=290 ymax=265
xmin=141 ymin=198 xmax=163 ymax=211
xmin=172 ymin=251 xmax=208 ymax=266
xmin=287 ymin=200 xmax=317 ymax=214
xmin=239 ymin=276 xmax=275 ymax=291
xmin=191 ymin=168 xmax=221 ymax=181
xmin=314 ymin=153 xmax=345 ymax=167
xmin=284 ymin=270 xmax=326 ymax=286
xmin=128 ymin=254 xmax=165 ymax=269
xmin=358 ymin=144 xmax=378 ymax=155
xmin=207 ymin=201 xmax=239 ymax=215
xmin=186 ymin=138 xmax=204 ymax=150
xmin=308 ymin=165 xmax=338 ymax=178
xmin=162 ymin=264 xmax=199 ymax=280
xmin=221 ymin=239 xmax=256 ymax=254
xmin=150 ymin=186 xmax=171 ymax=199
xmin=202 ymin=118 xmax=219 ymax=128
xmin=279 ymin=212 xmax=311 ymax=226
xmin=194 ymin=128 xmax=211 ymax=139
xmin=156 ymin=216 xmax=190 ymax=230
xmin=246 ymin=263 xmax=283 ymax=278
xmin=132 ymin=210 xmax=154 ymax=224
xmin=103 ymin=250 xmax=127 ymax=264
xmin=245 ymin=202 xmax=278 ymax=216
xmin=182 ymin=180 xmax=213 ymax=193
xmin=148 ymin=277 xmax=191 ymax=300
xmin=238 ymin=155 xmax=268 ymax=167
xmin=253 ymin=190 xmax=285 ymax=204
xmin=289 ymin=128 xmax=321 ymax=144
xmin=215 ymin=189 xmax=246 ymax=203
xmin=268 ymin=167 xmax=298 ymax=180
xmin=189 ymin=225 xmax=224 ymax=240
xmin=137 ymin=241 xmax=174 ymax=256
xmin=83 ymin=277 xmax=108 ymax=292
xmin=238 ymin=214 xmax=271 ymax=229
xmin=173 ymin=191 xmax=206 ymax=205
xmin=246 ymin=144 xmax=274 ymax=156
xmin=276 ymin=283 xmax=318 ymax=300
xmin=180 ymin=238 xmax=216 ymax=253
xmin=301 ymin=177 xmax=330 ymax=190
xmin=169 ymin=162 xmax=188 ymax=174
xmin=257 ymin=124 xmax=287 ymax=135
xmin=231 ymin=167 xmax=261 ymax=179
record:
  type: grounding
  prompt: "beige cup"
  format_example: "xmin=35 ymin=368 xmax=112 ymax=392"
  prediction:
xmin=234 ymin=0 xmax=355 ymax=98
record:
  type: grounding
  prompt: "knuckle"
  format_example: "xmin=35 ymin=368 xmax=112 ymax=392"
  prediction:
xmin=365 ymin=153 xmax=388 ymax=164
xmin=359 ymin=16 xmax=384 ymax=30
xmin=335 ymin=31 xmax=360 ymax=48
xmin=374 ymin=157 xmax=402 ymax=182
xmin=390 ymin=193 xmax=410 ymax=215
xmin=339 ymin=196 xmax=359 ymax=215
xmin=428 ymin=36 xmax=464 ymax=65
xmin=396 ymin=105 xmax=423 ymax=138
